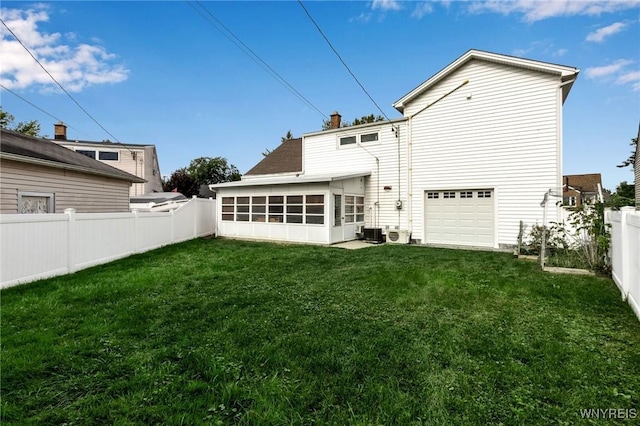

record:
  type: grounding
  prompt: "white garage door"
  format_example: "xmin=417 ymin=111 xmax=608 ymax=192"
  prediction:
xmin=424 ymin=189 xmax=494 ymax=247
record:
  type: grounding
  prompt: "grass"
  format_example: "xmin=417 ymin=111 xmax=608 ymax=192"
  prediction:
xmin=2 ymin=238 xmax=639 ymax=424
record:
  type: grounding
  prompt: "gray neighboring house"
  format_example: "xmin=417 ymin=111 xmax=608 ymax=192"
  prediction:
xmin=50 ymin=122 xmax=163 ymax=197
xmin=1 ymin=128 xmax=145 ymax=213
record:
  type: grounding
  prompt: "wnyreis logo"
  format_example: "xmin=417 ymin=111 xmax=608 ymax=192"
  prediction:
xmin=579 ymin=408 xmax=637 ymax=420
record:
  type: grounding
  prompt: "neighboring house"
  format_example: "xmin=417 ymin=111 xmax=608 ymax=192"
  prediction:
xmin=0 ymin=128 xmax=145 ymax=213
xmin=50 ymin=122 xmax=163 ymax=196
xmin=562 ymin=173 xmax=604 ymax=207
xmin=212 ymin=49 xmax=579 ymax=248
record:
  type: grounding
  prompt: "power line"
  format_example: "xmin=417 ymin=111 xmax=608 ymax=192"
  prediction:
xmin=297 ymin=0 xmax=392 ymax=122
xmin=186 ymin=0 xmax=329 ymax=120
xmin=0 ymin=18 xmax=125 ymax=146
xmin=0 ymin=83 xmax=91 ymax=138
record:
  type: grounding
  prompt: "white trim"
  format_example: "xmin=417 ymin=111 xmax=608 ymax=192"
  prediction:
xmin=210 ymin=171 xmax=371 ymax=189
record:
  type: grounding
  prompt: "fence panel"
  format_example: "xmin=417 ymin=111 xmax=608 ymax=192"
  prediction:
xmin=0 ymin=214 xmax=69 ymax=287
xmin=608 ymin=208 xmax=640 ymax=321
xmin=73 ymin=212 xmax=136 ymax=270
xmin=0 ymin=198 xmax=216 ymax=289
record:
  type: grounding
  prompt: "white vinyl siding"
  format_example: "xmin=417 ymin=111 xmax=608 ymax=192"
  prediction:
xmin=407 ymin=60 xmax=561 ymax=247
xmin=304 ymin=121 xmax=409 ymax=230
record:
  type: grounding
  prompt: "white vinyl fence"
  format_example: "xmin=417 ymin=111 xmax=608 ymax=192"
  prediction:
xmin=0 ymin=197 xmax=216 ymax=289
xmin=607 ymin=207 xmax=640 ymax=321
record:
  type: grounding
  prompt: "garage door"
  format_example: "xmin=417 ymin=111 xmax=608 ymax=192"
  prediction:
xmin=424 ymin=189 xmax=494 ymax=247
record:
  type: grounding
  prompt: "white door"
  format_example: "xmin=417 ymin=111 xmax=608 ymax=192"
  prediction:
xmin=424 ymin=189 xmax=494 ymax=247
xmin=330 ymin=191 xmax=344 ymax=243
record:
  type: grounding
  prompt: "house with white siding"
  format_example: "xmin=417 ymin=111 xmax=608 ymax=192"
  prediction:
xmin=211 ymin=50 xmax=579 ymax=249
xmin=50 ymin=123 xmax=163 ymax=197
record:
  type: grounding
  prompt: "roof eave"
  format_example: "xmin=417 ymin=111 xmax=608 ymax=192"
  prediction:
xmin=0 ymin=152 xmax=146 ymax=183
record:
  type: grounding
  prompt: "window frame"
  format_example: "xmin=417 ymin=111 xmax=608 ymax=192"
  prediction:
xmin=18 ymin=191 xmax=55 ymax=214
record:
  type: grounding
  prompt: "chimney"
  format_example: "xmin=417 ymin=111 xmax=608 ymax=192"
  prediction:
xmin=54 ymin=122 xmax=67 ymax=140
xmin=330 ymin=111 xmax=341 ymax=129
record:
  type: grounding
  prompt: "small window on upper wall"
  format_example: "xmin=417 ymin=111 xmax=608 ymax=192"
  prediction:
xmin=18 ymin=192 xmax=54 ymax=214
xmin=339 ymin=136 xmax=356 ymax=146
xmin=99 ymin=151 xmax=119 ymax=161
xmin=77 ymin=149 xmax=96 ymax=159
xmin=360 ymin=133 xmax=378 ymax=143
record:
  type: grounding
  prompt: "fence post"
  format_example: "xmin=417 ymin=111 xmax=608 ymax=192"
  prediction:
xmin=132 ymin=209 xmax=139 ymax=254
xmin=193 ymin=195 xmax=198 ymax=238
xmin=65 ymin=208 xmax=76 ymax=273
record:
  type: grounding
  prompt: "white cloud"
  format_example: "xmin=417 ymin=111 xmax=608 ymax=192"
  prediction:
xmin=616 ymin=70 xmax=640 ymax=91
xmin=412 ymin=3 xmax=435 ymax=19
xmin=585 ymin=59 xmax=633 ymax=79
xmin=586 ymin=22 xmax=628 ymax=42
xmin=468 ymin=0 xmax=640 ymax=23
xmin=371 ymin=0 xmax=402 ymax=11
xmin=0 ymin=5 xmax=129 ymax=92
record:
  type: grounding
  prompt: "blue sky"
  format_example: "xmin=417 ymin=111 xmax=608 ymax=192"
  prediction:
xmin=1 ymin=1 xmax=639 ymax=191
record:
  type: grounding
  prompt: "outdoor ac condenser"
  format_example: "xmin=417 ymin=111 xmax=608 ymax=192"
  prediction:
xmin=386 ymin=229 xmax=410 ymax=244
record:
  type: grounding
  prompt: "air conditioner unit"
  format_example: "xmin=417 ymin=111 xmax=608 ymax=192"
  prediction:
xmin=386 ymin=229 xmax=410 ymax=244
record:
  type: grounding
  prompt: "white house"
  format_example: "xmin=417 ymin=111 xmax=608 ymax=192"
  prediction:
xmin=212 ymin=50 xmax=579 ymax=249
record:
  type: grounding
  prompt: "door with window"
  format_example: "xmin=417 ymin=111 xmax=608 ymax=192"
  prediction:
xmin=330 ymin=191 xmax=344 ymax=243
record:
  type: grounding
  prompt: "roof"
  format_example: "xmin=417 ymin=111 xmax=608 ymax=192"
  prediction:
xmin=0 ymin=128 xmax=145 ymax=183
xmin=245 ymin=138 xmax=302 ymax=175
xmin=52 ymin=139 xmax=155 ymax=148
xmin=562 ymin=174 xmax=602 ymax=193
xmin=210 ymin=171 xmax=371 ymax=189
xmin=393 ymin=49 xmax=580 ymax=113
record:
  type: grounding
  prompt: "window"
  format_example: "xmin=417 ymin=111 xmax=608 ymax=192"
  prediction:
xmin=306 ymin=195 xmax=325 ymax=224
xmin=236 ymin=197 xmax=250 ymax=221
xmin=286 ymin=195 xmax=303 ymax=223
xmin=98 ymin=151 xmax=119 ymax=161
xmin=427 ymin=192 xmax=439 ymax=199
xmin=477 ymin=191 xmax=491 ymax=198
xmin=18 ymin=192 xmax=54 ymax=214
xmin=221 ymin=197 xmax=234 ymax=221
xmin=345 ymin=195 xmax=365 ymax=223
xmin=77 ymin=149 xmax=96 ymax=159
xmin=563 ymin=196 xmax=576 ymax=206
xmin=333 ymin=194 xmax=342 ymax=226
xmin=460 ymin=191 xmax=473 ymax=199
xmin=360 ymin=132 xmax=378 ymax=143
xmin=268 ymin=196 xmax=284 ymax=223
xmin=339 ymin=136 xmax=356 ymax=146
xmin=443 ymin=192 xmax=456 ymax=199
xmin=251 ymin=196 xmax=266 ymax=222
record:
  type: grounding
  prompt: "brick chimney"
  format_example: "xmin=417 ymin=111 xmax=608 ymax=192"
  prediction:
xmin=54 ymin=122 xmax=67 ymax=140
xmin=330 ymin=111 xmax=341 ymax=129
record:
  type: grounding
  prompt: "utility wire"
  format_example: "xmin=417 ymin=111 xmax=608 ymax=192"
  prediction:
xmin=1 ymin=18 xmax=127 ymax=147
xmin=0 ymin=83 xmax=91 ymax=138
xmin=297 ymin=0 xmax=392 ymax=122
xmin=187 ymin=0 xmax=329 ymax=120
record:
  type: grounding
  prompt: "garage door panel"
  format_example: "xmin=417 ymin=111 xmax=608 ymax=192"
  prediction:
xmin=425 ymin=189 xmax=495 ymax=247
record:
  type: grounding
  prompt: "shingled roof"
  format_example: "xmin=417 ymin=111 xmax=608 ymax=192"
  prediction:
xmin=0 ymin=128 xmax=145 ymax=183
xmin=245 ymin=138 xmax=302 ymax=176
xmin=563 ymin=173 xmax=602 ymax=193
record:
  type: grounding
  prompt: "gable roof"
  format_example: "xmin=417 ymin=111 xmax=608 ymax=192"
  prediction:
xmin=245 ymin=138 xmax=302 ymax=176
xmin=393 ymin=49 xmax=580 ymax=113
xmin=562 ymin=174 xmax=602 ymax=194
xmin=0 ymin=128 xmax=145 ymax=183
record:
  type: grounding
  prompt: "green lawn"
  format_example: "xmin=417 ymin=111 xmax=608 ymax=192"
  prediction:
xmin=2 ymin=238 xmax=639 ymax=424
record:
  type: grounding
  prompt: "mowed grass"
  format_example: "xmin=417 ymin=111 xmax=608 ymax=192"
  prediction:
xmin=2 ymin=238 xmax=639 ymax=425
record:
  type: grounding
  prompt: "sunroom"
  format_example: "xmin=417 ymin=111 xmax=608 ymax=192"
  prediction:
xmin=210 ymin=172 xmax=369 ymax=244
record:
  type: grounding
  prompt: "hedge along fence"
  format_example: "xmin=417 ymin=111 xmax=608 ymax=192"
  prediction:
xmin=0 ymin=197 xmax=216 ymax=289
